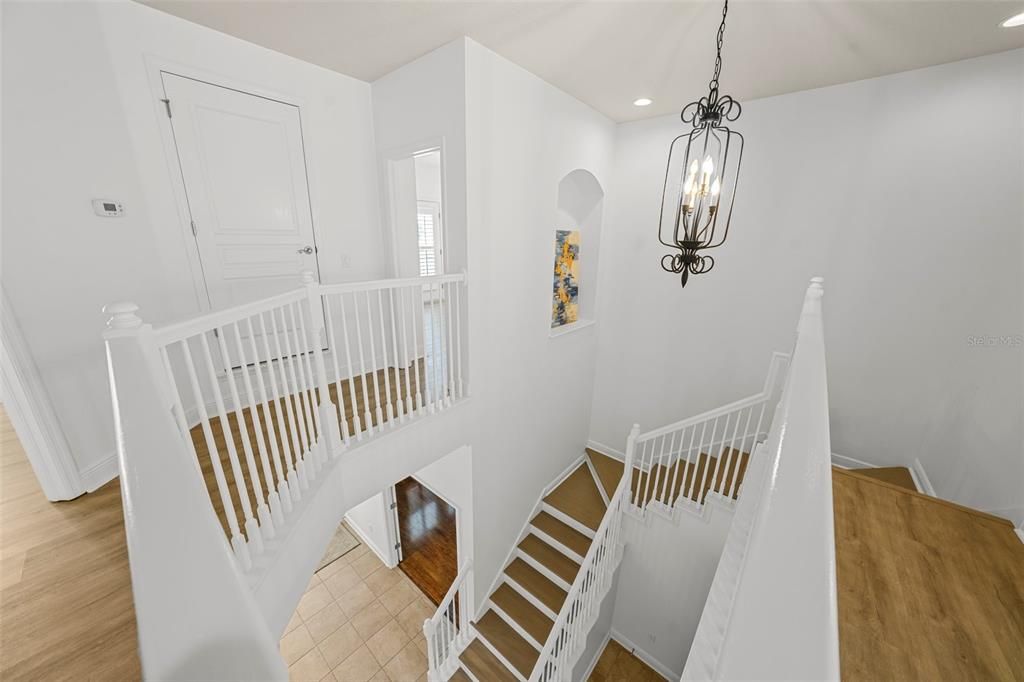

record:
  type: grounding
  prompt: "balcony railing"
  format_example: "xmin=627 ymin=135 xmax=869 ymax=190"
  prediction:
xmin=104 ymin=271 xmax=468 ymax=680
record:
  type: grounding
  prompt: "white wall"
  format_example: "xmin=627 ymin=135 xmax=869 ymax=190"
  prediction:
xmin=591 ymin=49 xmax=1024 ymax=520
xmin=369 ymin=38 xmax=617 ymax=608
xmin=345 ymin=492 xmax=393 ymax=566
xmin=611 ymin=506 xmax=733 ymax=678
xmin=414 ymin=445 xmax=474 ymax=568
xmin=2 ymin=0 xmax=383 ymax=483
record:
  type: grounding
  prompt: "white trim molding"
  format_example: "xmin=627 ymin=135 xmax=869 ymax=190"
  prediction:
xmin=610 ymin=628 xmax=673 ymax=681
xmin=80 ymin=454 xmax=120 ymax=493
xmin=343 ymin=512 xmax=397 ymax=569
xmin=911 ymin=458 xmax=936 ymax=497
xmin=1 ymin=292 xmax=84 ymax=500
xmin=830 ymin=451 xmax=880 ymax=469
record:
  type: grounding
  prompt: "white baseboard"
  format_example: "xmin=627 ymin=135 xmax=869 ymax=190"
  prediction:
xmin=911 ymin=458 xmax=936 ymax=497
xmin=830 ymin=451 xmax=880 ymax=469
xmin=587 ymin=439 xmax=625 ymax=460
xmin=343 ymin=513 xmax=396 ymax=568
xmin=578 ymin=629 xmax=612 ymax=681
xmin=80 ymin=454 xmax=119 ymax=493
xmin=609 ymin=628 xmax=674 ymax=681
xmin=1015 ymin=528 xmax=1024 ymax=545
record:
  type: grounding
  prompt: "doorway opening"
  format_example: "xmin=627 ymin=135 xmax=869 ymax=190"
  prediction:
xmin=392 ymin=476 xmax=458 ymax=606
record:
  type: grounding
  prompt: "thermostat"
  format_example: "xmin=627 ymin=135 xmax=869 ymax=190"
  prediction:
xmin=92 ymin=199 xmax=124 ymax=217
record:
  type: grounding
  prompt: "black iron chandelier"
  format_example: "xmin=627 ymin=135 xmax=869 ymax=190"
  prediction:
xmin=658 ymin=0 xmax=744 ymax=288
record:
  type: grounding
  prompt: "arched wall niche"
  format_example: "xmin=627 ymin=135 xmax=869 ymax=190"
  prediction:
xmin=553 ymin=168 xmax=604 ymax=334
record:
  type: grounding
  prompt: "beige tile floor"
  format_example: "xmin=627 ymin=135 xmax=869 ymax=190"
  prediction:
xmin=281 ymin=532 xmax=435 ymax=682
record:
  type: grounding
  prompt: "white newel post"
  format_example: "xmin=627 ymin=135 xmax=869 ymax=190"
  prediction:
xmin=302 ymin=271 xmax=342 ymax=461
xmin=103 ymin=302 xmax=287 ymax=682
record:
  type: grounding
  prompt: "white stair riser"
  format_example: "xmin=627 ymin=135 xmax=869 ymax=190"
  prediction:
xmin=470 ymin=623 xmax=529 ymax=682
xmin=485 ymin=599 xmax=545 ymax=650
xmin=515 ymin=548 xmax=572 ymax=592
xmin=527 ymin=525 xmax=586 ymax=564
xmin=540 ymin=502 xmax=596 ymax=539
xmin=501 ymin=576 xmax=559 ymax=621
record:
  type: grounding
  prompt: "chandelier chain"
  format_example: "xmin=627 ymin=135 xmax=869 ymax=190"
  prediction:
xmin=709 ymin=0 xmax=729 ymax=94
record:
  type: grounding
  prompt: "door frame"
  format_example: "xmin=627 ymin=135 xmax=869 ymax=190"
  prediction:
xmin=379 ymin=138 xmax=449 ymax=279
xmin=144 ymin=56 xmax=325 ymax=314
xmin=1 ymin=289 xmax=85 ymax=500
xmin=388 ymin=475 xmax=462 ymax=575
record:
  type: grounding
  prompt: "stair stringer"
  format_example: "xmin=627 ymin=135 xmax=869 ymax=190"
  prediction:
xmin=477 ymin=453 xmax=588 ymax=619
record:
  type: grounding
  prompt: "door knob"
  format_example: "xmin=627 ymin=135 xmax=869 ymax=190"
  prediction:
xmin=297 ymin=246 xmax=314 ymax=255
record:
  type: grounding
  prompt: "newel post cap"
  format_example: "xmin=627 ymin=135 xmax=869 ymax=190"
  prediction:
xmin=300 ymin=270 xmax=317 ymax=285
xmin=103 ymin=302 xmax=142 ymax=330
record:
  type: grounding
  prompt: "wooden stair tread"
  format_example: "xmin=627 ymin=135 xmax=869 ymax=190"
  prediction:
xmin=475 ymin=609 xmax=540 ymax=677
xmin=530 ymin=510 xmax=591 ymax=557
xmin=491 ymin=583 xmax=554 ymax=644
xmin=630 ymin=448 xmax=750 ymax=508
xmin=459 ymin=638 xmax=518 ymax=682
xmin=519 ymin=534 xmax=580 ymax=584
xmin=448 ymin=668 xmax=473 ymax=682
xmin=505 ymin=558 xmax=567 ymax=613
xmin=585 ymin=448 xmax=624 ymax=500
xmin=544 ymin=463 xmax=606 ymax=530
xmin=852 ymin=466 xmax=916 ymax=492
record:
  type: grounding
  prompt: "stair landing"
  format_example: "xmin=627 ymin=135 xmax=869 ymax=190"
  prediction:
xmin=833 ymin=467 xmax=1023 ymax=680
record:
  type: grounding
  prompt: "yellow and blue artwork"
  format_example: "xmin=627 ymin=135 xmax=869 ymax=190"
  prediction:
xmin=551 ymin=229 xmax=580 ymax=328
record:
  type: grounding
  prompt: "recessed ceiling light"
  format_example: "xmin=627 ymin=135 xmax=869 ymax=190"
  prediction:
xmin=633 ymin=98 xmax=652 ymax=107
xmin=1002 ymin=11 xmax=1024 ymax=27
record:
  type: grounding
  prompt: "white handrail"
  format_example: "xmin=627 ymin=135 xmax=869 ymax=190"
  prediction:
xmin=529 ymin=425 xmax=637 ymax=681
xmin=636 ymin=352 xmax=789 ymax=442
xmin=104 ymin=307 xmax=286 ymax=681
xmin=683 ymin=277 xmax=839 ymax=681
xmin=626 ymin=353 xmax=789 ymax=517
xmin=424 ymin=560 xmax=474 ymax=682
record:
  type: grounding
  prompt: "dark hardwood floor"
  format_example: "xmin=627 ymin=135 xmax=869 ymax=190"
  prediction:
xmin=395 ymin=476 xmax=458 ymax=606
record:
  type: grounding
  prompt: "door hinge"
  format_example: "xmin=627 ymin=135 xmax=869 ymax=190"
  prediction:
xmin=389 ymin=502 xmax=397 ymax=510
xmin=394 ymin=542 xmax=401 ymax=551
xmin=190 ymin=219 xmax=197 ymax=236
xmin=160 ymin=98 xmax=172 ymax=119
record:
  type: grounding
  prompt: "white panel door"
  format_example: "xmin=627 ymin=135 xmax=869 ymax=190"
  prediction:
xmin=162 ymin=73 xmax=320 ymax=311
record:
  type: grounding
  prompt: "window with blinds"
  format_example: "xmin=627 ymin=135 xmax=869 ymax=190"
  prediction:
xmin=417 ymin=202 xmax=440 ymax=276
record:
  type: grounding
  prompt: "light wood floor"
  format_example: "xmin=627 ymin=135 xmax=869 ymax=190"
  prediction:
xmin=834 ymin=467 xmax=1024 ymax=680
xmin=0 ymin=405 xmax=141 ymax=680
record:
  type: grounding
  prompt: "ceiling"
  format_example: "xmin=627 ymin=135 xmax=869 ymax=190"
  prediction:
xmin=140 ymin=1 xmax=1024 ymax=122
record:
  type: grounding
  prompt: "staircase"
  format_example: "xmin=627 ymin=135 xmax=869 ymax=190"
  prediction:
xmin=456 ymin=454 xmax=609 ymax=681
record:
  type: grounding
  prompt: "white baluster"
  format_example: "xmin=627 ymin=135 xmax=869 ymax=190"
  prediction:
xmin=232 ymin=321 xmax=284 ymax=532
xmin=387 ymin=287 xmax=404 ymax=422
xmin=322 ymin=296 xmax=351 ymax=443
xmin=179 ymin=337 xmax=251 ymax=570
xmin=363 ymin=291 xmax=384 ymax=428
xmin=272 ymin=307 xmax=311 ymax=490
xmin=337 ymin=292 xmax=364 ymax=439
xmin=350 ymin=291 xmax=373 ymax=435
xmin=198 ymin=332 xmax=261 ymax=554
xmin=409 ymin=286 xmax=425 ymax=413
xmin=262 ymin=310 xmax=303 ymax=501
xmin=376 ymin=289 xmax=395 ymax=424
xmin=454 ymin=278 xmax=465 ymax=398
xmin=397 ymin=285 xmax=414 ymax=417
xmin=284 ymin=303 xmax=319 ymax=475
xmin=213 ymin=326 xmax=266 ymax=553
xmin=289 ymin=301 xmax=323 ymax=471
xmin=251 ymin=315 xmax=293 ymax=512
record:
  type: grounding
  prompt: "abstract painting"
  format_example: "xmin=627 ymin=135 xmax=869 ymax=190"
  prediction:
xmin=551 ymin=229 xmax=580 ymax=328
